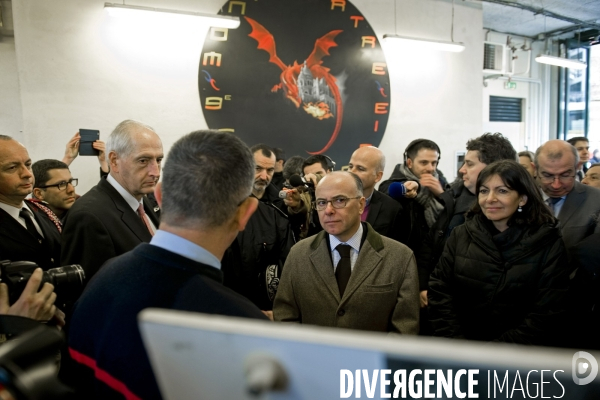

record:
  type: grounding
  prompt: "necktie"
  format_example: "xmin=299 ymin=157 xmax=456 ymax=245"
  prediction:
xmin=137 ymin=204 xmax=154 ymax=236
xmin=335 ymin=244 xmax=352 ymax=297
xmin=577 ymin=170 xmax=584 ymax=182
xmin=19 ymin=209 xmax=43 ymax=243
xmin=547 ymin=197 xmax=561 ymax=216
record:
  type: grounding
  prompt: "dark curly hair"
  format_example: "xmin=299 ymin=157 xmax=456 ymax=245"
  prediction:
xmin=466 ymin=132 xmax=517 ymax=164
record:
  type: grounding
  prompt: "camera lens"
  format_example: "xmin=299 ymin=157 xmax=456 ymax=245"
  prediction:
xmin=43 ymin=265 xmax=85 ymax=299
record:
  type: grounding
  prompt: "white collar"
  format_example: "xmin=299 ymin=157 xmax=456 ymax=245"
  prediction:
xmin=0 ymin=201 xmax=27 ymax=221
xmin=107 ymin=174 xmax=143 ymax=212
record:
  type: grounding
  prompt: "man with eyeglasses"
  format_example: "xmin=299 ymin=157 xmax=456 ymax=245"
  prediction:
xmin=534 ymin=139 xmax=600 ymax=250
xmin=31 ymin=159 xmax=78 ymax=225
xmin=273 ymin=171 xmax=419 ymax=333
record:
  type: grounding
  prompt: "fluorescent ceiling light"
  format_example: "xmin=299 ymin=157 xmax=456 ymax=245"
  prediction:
xmin=535 ymin=55 xmax=587 ymax=70
xmin=383 ymin=34 xmax=465 ymax=53
xmin=104 ymin=3 xmax=240 ymax=29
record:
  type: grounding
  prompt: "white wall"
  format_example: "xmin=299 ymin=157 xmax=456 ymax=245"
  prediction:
xmin=0 ymin=36 xmax=24 ymax=142
xmin=8 ymin=0 xmax=483 ymax=193
xmin=379 ymin=0 xmax=483 ymax=179
xmin=482 ymin=31 xmax=554 ymax=154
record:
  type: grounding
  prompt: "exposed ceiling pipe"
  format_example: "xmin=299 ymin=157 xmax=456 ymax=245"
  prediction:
xmin=473 ymin=0 xmax=600 ymax=39
xmin=478 ymin=0 xmax=600 ymax=30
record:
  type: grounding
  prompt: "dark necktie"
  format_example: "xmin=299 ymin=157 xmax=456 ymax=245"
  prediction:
xmin=577 ymin=170 xmax=584 ymax=182
xmin=19 ymin=209 xmax=43 ymax=243
xmin=335 ymin=244 xmax=352 ymax=297
xmin=547 ymin=197 xmax=561 ymax=216
xmin=137 ymin=204 xmax=154 ymax=236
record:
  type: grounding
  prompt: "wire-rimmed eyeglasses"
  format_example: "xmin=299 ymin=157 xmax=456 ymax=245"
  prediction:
xmin=539 ymin=173 xmax=575 ymax=184
xmin=313 ymin=196 xmax=361 ymax=211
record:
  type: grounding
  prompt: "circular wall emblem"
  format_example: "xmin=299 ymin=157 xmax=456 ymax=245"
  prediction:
xmin=199 ymin=0 xmax=390 ymax=163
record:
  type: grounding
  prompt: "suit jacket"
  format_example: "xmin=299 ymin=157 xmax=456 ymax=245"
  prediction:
xmin=61 ymin=177 xmax=160 ymax=281
xmin=557 ymin=182 xmax=600 ymax=250
xmin=65 ymin=243 xmax=267 ymax=400
xmin=366 ymin=190 xmax=409 ymax=244
xmin=0 ymin=203 xmax=61 ymax=270
xmin=273 ymin=222 xmax=419 ymax=333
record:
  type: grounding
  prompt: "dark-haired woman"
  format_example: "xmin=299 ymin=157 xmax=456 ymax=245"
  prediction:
xmin=428 ymin=160 xmax=570 ymax=345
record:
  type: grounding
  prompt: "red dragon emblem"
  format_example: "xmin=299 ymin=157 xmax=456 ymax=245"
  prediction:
xmin=245 ymin=16 xmax=343 ymax=155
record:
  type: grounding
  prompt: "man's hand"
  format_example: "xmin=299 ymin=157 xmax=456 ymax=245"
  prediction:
xmin=261 ymin=310 xmax=274 ymax=321
xmin=303 ymin=173 xmax=320 ymax=188
xmin=93 ymin=140 xmax=109 ymax=173
xmin=419 ymin=174 xmax=444 ymax=197
xmin=419 ymin=290 xmax=428 ymax=308
xmin=283 ymin=188 xmax=302 ymax=210
xmin=0 ymin=268 xmax=58 ymax=322
xmin=404 ymin=181 xmax=419 ymax=199
xmin=62 ymin=132 xmax=81 ymax=165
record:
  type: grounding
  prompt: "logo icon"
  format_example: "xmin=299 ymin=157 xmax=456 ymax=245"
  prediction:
xmin=572 ymin=351 xmax=598 ymax=385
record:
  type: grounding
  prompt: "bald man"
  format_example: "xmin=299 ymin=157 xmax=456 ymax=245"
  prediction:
xmin=348 ymin=146 xmax=409 ymax=244
xmin=534 ymin=140 xmax=600 ymax=251
xmin=0 ymin=135 xmax=62 ymax=270
xmin=273 ymin=171 xmax=419 ymax=334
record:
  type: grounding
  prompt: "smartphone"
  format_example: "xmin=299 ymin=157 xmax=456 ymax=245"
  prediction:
xmin=79 ymin=129 xmax=100 ymax=156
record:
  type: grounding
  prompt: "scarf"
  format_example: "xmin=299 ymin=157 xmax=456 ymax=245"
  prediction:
xmin=400 ymin=164 xmax=444 ymax=227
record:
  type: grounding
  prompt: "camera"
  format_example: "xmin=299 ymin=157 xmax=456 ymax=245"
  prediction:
xmin=0 ymin=260 xmax=85 ymax=305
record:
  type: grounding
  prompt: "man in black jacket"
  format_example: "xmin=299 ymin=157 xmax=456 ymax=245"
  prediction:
xmin=0 ymin=135 xmax=62 ymax=270
xmin=379 ymin=139 xmax=444 ymax=252
xmin=418 ymin=132 xmax=517 ymax=310
xmin=222 ymin=144 xmax=294 ymax=311
xmin=67 ymin=130 xmax=268 ymax=400
xmin=348 ymin=146 xmax=409 ymax=244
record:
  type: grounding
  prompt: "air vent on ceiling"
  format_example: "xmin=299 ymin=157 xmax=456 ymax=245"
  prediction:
xmin=483 ymin=42 xmax=506 ymax=74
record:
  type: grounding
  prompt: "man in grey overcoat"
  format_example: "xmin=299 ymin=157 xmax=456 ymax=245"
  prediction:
xmin=273 ymin=171 xmax=419 ymax=334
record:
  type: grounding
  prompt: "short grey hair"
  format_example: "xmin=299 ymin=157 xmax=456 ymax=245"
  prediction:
xmin=518 ymin=150 xmax=535 ymax=163
xmin=534 ymin=142 xmax=579 ymax=171
xmin=161 ymin=130 xmax=255 ymax=228
xmin=106 ymin=120 xmax=156 ymax=157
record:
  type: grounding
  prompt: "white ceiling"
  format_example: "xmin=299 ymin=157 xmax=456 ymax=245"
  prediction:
xmin=480 ymin=0 xmax=600 ymax=40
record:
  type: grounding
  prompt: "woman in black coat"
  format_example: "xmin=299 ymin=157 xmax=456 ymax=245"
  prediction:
xmin=428 ymin=160 xmax=570 ymax=345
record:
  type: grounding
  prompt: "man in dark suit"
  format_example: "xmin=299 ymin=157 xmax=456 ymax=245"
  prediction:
xmin=0 ymin=135 xmax=65 ymax=326
xmin=0 ymin=135 xmax=61 ymax=270
xmin=348 ymin=146 xmax=409 ymax=244
xmin=535 ymin=140 xmax=600 ymax=251
xmin=61 ymin=120 xmax=163 ymax=281
xmin=66 ymin=130 xmax=268 ymax=400
xmin=273 ymin=172 xmax=419 ymax=333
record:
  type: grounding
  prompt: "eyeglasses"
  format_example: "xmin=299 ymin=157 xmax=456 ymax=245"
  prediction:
xmin=38 ymin=178 xmax=78 ymax=191
xmin=539 ymin=173 xmax=575 ymax=184
xmin=313 ymin=196 xmax=361 ymax=211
